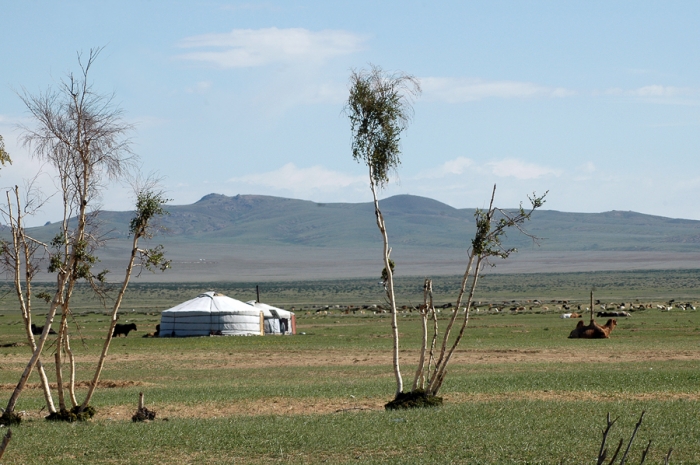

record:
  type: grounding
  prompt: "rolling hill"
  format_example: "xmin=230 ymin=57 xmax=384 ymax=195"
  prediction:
xmin=18 ymin=194 xmax=700 ymax=282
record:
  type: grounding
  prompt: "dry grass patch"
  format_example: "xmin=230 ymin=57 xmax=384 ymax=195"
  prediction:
xmin=96 ymin=396 xmax=387 ymax=421
xmin=0 ymin=380 xmax=151 ymax=391
xmin=445 ymin=390 xmax=700 ymax=403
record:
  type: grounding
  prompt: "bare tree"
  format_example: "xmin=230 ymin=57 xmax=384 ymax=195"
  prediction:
xmin=412 ymin=185 xmax=546 ymax=398
xmin=0 ymin=185 xmax=55 ymax=418
xmin=595 ymin=411 xmax=672 ymax=465
xmin=346 ymin=64 xmax=421 ymax=397
xmin=1 ymin=48 xmax=169 ymax=422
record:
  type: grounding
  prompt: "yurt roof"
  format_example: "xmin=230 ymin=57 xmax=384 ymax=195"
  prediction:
xmin=164 ymin=292 xmax=257 ymax=315
xmin=246 ymin=301 xmax=294 ymax=318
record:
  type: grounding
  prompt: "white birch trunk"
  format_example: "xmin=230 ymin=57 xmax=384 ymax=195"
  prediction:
xmin=369 ymin=171 xmax=402 ymax=396
xmin=412 ymin=279 xmax=431 ymax=391
xmin=80 ymin=231 xmax=140 ymax=410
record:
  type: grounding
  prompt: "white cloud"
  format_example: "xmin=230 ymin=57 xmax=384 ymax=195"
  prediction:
xmin=486 ymin=159 xmax=562 ymax=180
xmin=578 ymin=162 xmax=596 ymax=174
xmin=227 ymin=163 xmax=366 ymax=193
xmin=185 ymin=81 xmax=212 ymax=94
xmin=601 ymin=85 xmax=700 ymax=104
xmin=418 ymin=157 xmax=475 ymax=179
xmin=631 ymin=85 xmax=685 ymax=98
xmin=420 ymin=77 xmax=574 ymax=103
xmin=177 ymin=28 xmax=367 ymax=68
xmin=412 ymin=157 xmax=562 ymax=182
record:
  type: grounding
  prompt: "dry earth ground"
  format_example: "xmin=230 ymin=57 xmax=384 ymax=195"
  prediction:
xmin=4 ymin=346 xmax=699 ymax=421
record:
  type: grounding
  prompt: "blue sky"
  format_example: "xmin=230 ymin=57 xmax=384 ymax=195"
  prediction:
xmin=2 ymin=1 xmax=700 ymax=225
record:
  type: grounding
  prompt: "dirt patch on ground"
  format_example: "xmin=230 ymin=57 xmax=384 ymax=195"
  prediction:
xmin=1 ymin=347 xmax=698 ymax=376
xmin=95 ymin=397 xmax=387 ymax=421
xmin=0 ymin=379 xmax=150 ymax=391
xmin=99 ymin=347 xmax=700 ymax=370
xmin=88 ymin=389 xmax=700 ymax=421
xmin=444 ymin=390 xmax=700 ymax=403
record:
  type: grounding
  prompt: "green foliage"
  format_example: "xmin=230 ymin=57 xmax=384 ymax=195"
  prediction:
xmin=472 ymin=191 xmax=548 ymax=260
xmin=129 ymin=190 xmax=170 ymax=239
xmin=141 ymin=245 xmax=171 ymax=273
xmin=380 ymin=258 xmax=395 ymax=284
xmin=71 ymin=239 xmax=98 ymax=280
xmin=0 ymin=134 xmax=12 ymax=168
xmin=347 ymin=65 xmax=421 ymax=188
xmin=128 ymin=189 xmax=171 ymax=274
xmin=35 ymin=292 xmax=52 ymax=303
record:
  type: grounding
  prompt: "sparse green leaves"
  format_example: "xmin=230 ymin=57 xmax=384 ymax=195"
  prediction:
xmin=140 ymin=245 xmax=171 ymax=273
xmin=471 ymin=188 xmax=548 ymax=262
xmin=346 ymin=65 xmax=421 ymax=188
xmin=0 ymin=135 xmax=11 ymax=168
xmin=381 ymin=259 xmax=396 ymax=284
xmin=129 ymin=188 xmax=170 ymax=274
xmin=129 ymin=190 xmax=170 ymax=238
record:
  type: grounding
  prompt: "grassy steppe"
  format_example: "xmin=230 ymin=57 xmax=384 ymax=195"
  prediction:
xmin=0 ymin=271 xmax=699 ymax=463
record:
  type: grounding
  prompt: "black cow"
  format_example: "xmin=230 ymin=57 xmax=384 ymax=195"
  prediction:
xmin=113 ymin=323 xmax=137 ymax=337
xmin=30 ymin=324 xmax=56 ymax=335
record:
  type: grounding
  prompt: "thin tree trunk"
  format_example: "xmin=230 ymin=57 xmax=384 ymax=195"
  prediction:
xmin=53 ymin=188 xmax=86 ymax=411
xmin=80 ymin=233 xmax=139 ymax=410
xmin=54 ymin=351 xmax=66 ymax=411
xmin=5 ymin=189 xmax=57 ymax=414
xmin=412 ymin=279 xmax=431 ymax=391
xmin=0 ymin=429 xmax=12 ymax=461
xmin=4 ymin=286 xmax=64 ymax=414
xmin=428 ymin=186 xmax=498 ymax=395
xmin=429 ymin=255 xmax=484 ymax=395
xmin=426 ymin=296 xmax=438 ymax=387
xmin=431 ymin=253 xmax=476 ymax=378
xmin=369 ymin=170 xmax=402 ymax=396
xmin=35 ymin=361 xmax=55 ymax=414
xmin=65 ymin=334 xmax=77 ymax=407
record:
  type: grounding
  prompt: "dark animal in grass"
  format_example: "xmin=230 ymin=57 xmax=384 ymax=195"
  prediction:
xmin=113 ymin=323 xmax=137 ymax=337
xmin=568 ymin=319 xmax=617 ymax=339
xmin=142 ymin=324 xmax=160 ymax=338
xmin=30 ymin=324 xmax=56 ymax=336
xmin=597 ymin=311 xmax=630 ymax=318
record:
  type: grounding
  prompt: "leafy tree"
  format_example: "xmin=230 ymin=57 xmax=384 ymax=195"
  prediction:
xmin=346 ymin=65 xmax=546 ymax=407
xmin=346 ymin=64 xmax=421 ymax=396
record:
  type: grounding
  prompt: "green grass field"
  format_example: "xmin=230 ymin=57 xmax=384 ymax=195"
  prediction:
xmin=0 ymin=270 xmax=699 ymax=463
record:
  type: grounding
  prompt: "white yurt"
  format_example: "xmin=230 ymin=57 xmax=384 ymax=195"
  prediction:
xmin=246 ymin=301 xmax=296 ymax=335
xmin=160 ymin=292 xmax=263 ymax=337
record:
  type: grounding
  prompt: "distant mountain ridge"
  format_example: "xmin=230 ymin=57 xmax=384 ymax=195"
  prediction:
xmin=19 ymin=193 xmax=700 ymax=282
